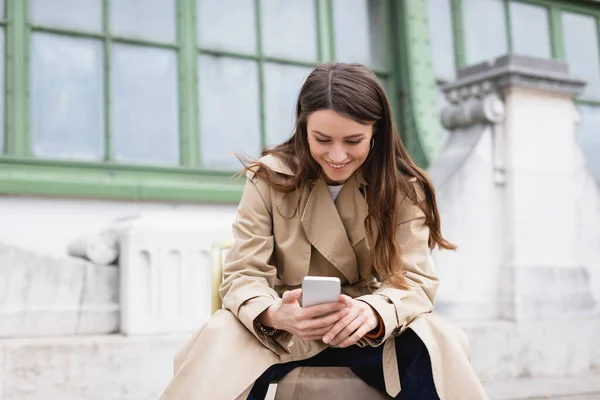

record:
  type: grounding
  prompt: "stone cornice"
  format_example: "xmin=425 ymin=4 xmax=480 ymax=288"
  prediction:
xmin=442 ymin=54 xmax=586 ymax=100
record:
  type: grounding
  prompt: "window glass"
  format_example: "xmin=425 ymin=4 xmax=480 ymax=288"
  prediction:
xmin=197 ymin=0 xmax=256 ymax=54
xmin=0 ymin=29 xmax=4 ymax=154
xmin=577 ymin=105 xmax=600 ymax=180
xmin=428 ymin=0 xmax=455 ymax=81
xmin=30 ymin=33 xmax=104 ymax=160
xmin=562 ymin=12 xmax=600 ymax=100
xmin=510 ymin=2 xmax=551 ymax=59
xmin=333 ymin=0 xmax=388 ymax=71
xmin=111 ymin=44 xmax=179 ymax=165
xmin=263 ymin=63 xmax=312 ymax=147
xmin=30 ymin=0 xmax=102 ymax=32
xmin=261 ymin=0 xmax=318 ymax=61
xmin=111 ymin=0 xmax=176 ymax=43
xmin=462 ymin=0 xmax=508 ymax=65
xmin=198 ymin=56 xmax=261 ymax=169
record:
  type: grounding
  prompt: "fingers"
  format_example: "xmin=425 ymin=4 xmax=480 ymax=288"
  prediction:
xmin=323 ymin=309 xmax=359 ymax=345
xmin=302 ymin=301 xmax=345 ymax=319
xmin=282 ymin=289 xmax=302 ymax=304
xmin=338 ymin=324 xmax=371 ymax=348
xmin=298 ymin=308 xmax=349 ymax=332
xmin=329 ymin=313 xmax=364 ymax=347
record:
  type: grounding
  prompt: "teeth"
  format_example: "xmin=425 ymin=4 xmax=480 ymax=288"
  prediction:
xmin=328 ymin=162 xmax=348 ymax=169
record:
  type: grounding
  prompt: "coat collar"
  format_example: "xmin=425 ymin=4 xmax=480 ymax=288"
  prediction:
xmin=259 ymin=155 xmax=370 ymax=284
xmin=300 ymin=173 xmax=369 ymax=284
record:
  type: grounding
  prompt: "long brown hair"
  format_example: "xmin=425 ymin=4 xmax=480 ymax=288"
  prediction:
xmin=244 ymin=63 xmax=454 ymax=288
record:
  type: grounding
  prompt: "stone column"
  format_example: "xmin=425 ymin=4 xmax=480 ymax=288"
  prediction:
xmin=431 ymin=54 xmax=597 ymax=322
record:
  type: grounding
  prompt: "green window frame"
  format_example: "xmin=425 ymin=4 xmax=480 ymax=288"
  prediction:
xmin=403 ymin=0 xmax=600 ymax=168
xmin=0 ymin=0 xmax=399 ymax=203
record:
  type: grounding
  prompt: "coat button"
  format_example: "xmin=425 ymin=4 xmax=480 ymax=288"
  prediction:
xmin=288 ymin=340 xmax=294 ymax=348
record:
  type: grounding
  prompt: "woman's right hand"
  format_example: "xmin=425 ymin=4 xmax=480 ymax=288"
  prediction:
xmin=258 ymin=289 xmax=349 ymax=341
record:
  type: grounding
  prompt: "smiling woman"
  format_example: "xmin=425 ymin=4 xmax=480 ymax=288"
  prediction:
xmin=160 ymin=63 xmax=486 ymax=400
xmin=307 ymin=109 xmax=374 ymax=185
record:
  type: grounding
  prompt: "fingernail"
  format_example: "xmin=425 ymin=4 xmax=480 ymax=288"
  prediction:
xmin=323 ymin=336 xmax=330 ymax=344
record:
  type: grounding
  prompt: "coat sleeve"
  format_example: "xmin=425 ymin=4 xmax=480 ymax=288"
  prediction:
xmin=218 ymin=173 xmax=287 ymax=354
xmin=357 ymin=181 xmax=439 ymax=346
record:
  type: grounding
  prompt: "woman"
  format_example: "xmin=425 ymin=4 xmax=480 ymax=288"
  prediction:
xmin=161 ymin=63 xmax=488 ymax=400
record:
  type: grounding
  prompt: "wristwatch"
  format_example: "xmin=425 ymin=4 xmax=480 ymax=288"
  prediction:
xmin=254 ymin=320 xmax=280 ymax=337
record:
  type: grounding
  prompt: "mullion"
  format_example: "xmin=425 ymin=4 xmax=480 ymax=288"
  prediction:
xmin=255 ymin=0 xmax=267 ymax=150
xmin=198 ymin=48 xmax=319 ymax=68
xmin=451 ymin=0 xmax=465 ymax=68
xmin=504 ymin=0 xmax=513 ymax=52
xmin=102 ymin=0 xmax=112 ymax=161
xmin=177 ymin=0 xmax=200 ymax=167
xmin=5 ymin=0 xmax=28 ymax=157
xmin=29 ymin=25 xmax=179 ymax=50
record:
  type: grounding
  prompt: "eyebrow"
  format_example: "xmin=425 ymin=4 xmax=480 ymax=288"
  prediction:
xmin=311 ymin=130 xmax=366 ymax=139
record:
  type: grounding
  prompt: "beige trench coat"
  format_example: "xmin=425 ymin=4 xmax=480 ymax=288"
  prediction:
xmin=160 ymin=155 xmax=488 ymax=400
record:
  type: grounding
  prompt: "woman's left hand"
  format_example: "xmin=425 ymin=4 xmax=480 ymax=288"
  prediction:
xmin=322 ymin=295 xmax=379 ymax=348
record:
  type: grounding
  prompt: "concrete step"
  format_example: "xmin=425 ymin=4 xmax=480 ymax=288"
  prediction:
xmin=484 ymin=374 xmax=600 ymax=399
xmin=1 ymin=334 xmax=599 ymax=400
xmin=0 ymin=243 xmax=119 ymax=337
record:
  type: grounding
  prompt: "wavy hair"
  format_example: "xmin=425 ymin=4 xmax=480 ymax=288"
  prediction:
xmin=243 ymin=63 xmax=455 ymax=288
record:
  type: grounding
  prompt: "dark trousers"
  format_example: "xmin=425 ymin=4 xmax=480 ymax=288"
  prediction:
xmin=248 ymin=329 xmax=439 ymax=400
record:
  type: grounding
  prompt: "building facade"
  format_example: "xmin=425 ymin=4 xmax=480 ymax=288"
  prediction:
xmin=1 ymin=1 xmax=600 ymax=399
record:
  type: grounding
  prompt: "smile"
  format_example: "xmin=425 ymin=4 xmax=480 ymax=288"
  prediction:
xmin=327 ymin=161 xmax=349 ymax=169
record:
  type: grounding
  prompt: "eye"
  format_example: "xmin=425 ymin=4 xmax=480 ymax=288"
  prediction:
xmin=315 ymin=137 xmax=330 ymax=143
xmin=346 ymin=139 xmax=363 ymax=145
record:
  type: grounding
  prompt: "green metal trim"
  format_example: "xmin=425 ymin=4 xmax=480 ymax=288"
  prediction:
xmin=28 ymin=26 xmax=180 ymax=50
xmin=326 ymin=0 xmax=335 ymax=60
xmin=316 ymin=0 xmax=333 ymax=62
xmin=394 ymin=0 xmax=443 ymax=168
xmin=549 ymin=4 xmax=565 ymax=59
xmin=0 ymin=157 xmax=245 ymax=202
xmin=255 ymin=0 xmax=267 ymax=149
xmin=382 ymin=0 xmax=399 ymax=128
xmin=576 ymin=98 xmax=600 ymax=105
xmin=504 ymin=0 xmax=513 ymax=52
xmin=451 ymin=0 xmax=465 ymax=68
xmin=177 ymin=0 xmax=200 ymax=167
xmin=198 ymin=48 xmax=319 ymax=68
xmin=103 ymin=0 xmax=112 ymax=160
xmin=5 ymin=0 xmax=28 ymax=157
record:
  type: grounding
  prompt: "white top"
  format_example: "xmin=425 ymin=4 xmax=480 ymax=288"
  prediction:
xmin=327 ymin=184 xmax=344 ymax=201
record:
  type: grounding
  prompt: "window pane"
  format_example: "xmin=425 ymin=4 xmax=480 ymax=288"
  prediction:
xmin=198 ymin=56 xmax=261 ymax=169
xmin=30 ymin=33 xmax=104 ymax=160
xmin=261 ymin=0 xmax=317 ymax=61
xmin=333 ymin=0 xmax=388 ymax=71
xmin=0 ymin=29 xmax=4 ymax=154
xmin=577 ymin=104 xmax=600 ymax=180
xmin=111 ymin=44 xmax=179 ymax=165
xmin=111 ymin=0 xmax=176 ymax=43
xmin=463 ymin=0 xmax=507 ymax=65
xmin=510 ymin=2 xmax=551 ymax=59
xmin=428 ymin=0 xmax=456 ymax=80
xmin=30 ymin=0 xmax=102 ymax=32
xmin=562 ymin=12 xmax=600 ymax=100
xmin=197 ymin=0 xmax=256 ymax=54
xmin=264 ymin=63 xmax=312 ymax=146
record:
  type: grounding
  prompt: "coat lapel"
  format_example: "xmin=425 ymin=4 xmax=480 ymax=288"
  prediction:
xmin=301 ymin=176 xmax=359 ymax=284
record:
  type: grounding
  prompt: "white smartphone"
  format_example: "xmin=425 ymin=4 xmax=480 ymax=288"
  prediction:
xmin=301 ymin=276 xmax=341 ymax=308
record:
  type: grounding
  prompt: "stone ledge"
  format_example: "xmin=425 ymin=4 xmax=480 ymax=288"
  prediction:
xmin=0 ymin=243 xmax=119 ymax=337
xmin=485 ymin=373 xmax=600 ymax=400
xmin=0 ymin=334 xmax=189 ymax=400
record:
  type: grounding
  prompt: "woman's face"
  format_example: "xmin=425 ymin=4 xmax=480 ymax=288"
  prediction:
xmin=306 ymin=109 xmax=374 ymax=185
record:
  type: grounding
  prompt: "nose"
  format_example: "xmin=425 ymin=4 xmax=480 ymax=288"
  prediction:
xmin=329 ymin=145 xmax=346 ymax=163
